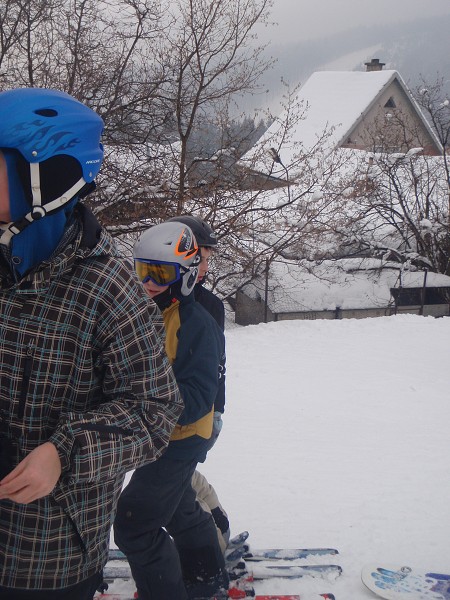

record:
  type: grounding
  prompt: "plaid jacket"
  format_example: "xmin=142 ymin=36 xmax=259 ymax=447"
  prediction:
xmin=0 ymin=206 xmax=182 ymax=590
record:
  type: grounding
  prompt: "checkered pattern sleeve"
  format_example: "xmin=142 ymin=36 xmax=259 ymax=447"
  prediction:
xmin=48 ymin=256 xmax=183 ymax=484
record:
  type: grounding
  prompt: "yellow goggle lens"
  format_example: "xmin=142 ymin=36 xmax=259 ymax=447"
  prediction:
xmin=135 ymin=260 xmax=180 ymax=286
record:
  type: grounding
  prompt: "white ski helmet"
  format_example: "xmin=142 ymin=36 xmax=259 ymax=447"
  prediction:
xmin=133 ymin=221 xmax=200 ymax=296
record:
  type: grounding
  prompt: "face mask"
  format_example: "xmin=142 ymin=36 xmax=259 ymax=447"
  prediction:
xmin=2 ymin=149 xmax=76 ymax=276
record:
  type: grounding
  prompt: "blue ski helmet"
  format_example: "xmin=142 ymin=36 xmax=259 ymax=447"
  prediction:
xmin=0 ymin=88 xmax=104 ymax=245
xmin=0 ymin=88 xmax=104 ymax=182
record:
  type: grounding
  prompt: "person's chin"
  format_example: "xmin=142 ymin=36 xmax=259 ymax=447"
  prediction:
xmin=144 ymin=288 xmax=158 ymax=298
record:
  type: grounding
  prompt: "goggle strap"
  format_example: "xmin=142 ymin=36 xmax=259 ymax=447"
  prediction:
xmin=0 ymin=164 xmax=87 ymax=246
xmin=30 ymin=162 xmax=42 ymax=210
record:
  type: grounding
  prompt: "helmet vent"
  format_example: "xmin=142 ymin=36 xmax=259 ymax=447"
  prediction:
xmin=34 ymin=108 xmax=58 ymax=117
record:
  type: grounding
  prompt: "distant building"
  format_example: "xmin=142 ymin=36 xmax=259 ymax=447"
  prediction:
xmin=181 ymin=60 xmax=443 ymax=193
xmin=235 ymin=260 xmax=450 ymax=325
xmin=240 ymin=60 xmax=442 ymax=187
xmin=231 ymin=61 xmax=448 ymax=325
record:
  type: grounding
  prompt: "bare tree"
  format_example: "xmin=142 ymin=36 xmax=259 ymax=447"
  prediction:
xmin=328 ymin=83 xmax=450 ymax=276
xmin=179 ymin=84 xmax=347 ymax=301
xmin=0 ymin=0 xmax=345 ymax=303
xmin=415 ymin=78 xmax=450 ymax=251
xmin=0 ymin=0 xmax=59 ymax=79
xmin=146 ymin=0 xmax=274 ymax=212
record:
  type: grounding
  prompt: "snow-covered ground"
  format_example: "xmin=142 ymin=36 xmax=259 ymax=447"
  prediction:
xmin=109 ymin=313 xmax=450 ymax=598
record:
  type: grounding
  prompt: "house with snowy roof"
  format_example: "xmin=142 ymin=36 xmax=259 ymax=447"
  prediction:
xmin=235 ymin=259 xmax=450 ymax=325
xmin=233 ymin=60 xmax=449 ymax=324
xmin=240 ymin=58 xmax=442 ymax=186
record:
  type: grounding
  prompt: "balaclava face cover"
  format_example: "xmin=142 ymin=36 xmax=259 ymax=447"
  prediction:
xmin=2 ymin=148 xmax=78 ymax=277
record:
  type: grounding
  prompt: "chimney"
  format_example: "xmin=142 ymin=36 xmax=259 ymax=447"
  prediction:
xmin=365 ymin=58 xmax=385 ymax=72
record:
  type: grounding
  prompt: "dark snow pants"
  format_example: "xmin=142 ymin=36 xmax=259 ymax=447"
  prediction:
xmin=114 ymin=455 xmax=227 ymax=600
xmin=0 ymin=572 xmax=102 ymax=600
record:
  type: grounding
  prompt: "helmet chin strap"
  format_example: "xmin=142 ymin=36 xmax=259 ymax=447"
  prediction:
xmin=0 ymin=162 xmax=87 ymax=246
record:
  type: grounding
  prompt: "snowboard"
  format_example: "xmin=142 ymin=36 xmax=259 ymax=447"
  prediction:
xmin=361 ymin=564 xmax=450 ymax=599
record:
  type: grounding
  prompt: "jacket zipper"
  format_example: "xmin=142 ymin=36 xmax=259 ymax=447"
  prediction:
xmin=18 ymin=341 xmax=34 ymax=419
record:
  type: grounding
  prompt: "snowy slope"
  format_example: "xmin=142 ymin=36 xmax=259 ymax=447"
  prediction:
xmin=108 ymin=314 xmax=450 ymax=598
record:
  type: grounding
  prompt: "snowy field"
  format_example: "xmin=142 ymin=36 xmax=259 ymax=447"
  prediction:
xmin=110 ymin=314 xmax=450 ymax=599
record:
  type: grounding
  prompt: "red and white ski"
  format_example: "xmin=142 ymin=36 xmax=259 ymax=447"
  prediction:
xmin=251 ymin=596 xmax=335 ymax=600
xmin=95 ymin=594 xmax=335 ymax=600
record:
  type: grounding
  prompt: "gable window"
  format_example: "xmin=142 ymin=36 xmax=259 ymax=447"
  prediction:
xmin=384 ymin=97 xmax=396 ymax=108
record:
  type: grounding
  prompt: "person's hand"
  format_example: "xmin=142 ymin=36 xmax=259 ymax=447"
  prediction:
xmin=0 ymin=442 xmax=62 ymax=504
xmin=211 ymin=410 xmax=223 ymax=443
xmin=213 ymin=411 xmax=223 ymax=438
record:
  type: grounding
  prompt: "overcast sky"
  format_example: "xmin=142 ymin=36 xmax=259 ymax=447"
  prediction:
xmin=257 ymin=0 xmax=450 ymax=44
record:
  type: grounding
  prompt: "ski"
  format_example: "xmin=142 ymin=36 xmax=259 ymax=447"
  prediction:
xmin=108 ymin=549 xmax=131 ymax=561
xmin=94 ymin=595 xmax=136 ymax=600
xmin=103 ymin=566 xmax=133 ymax=580
xmin=228 ymin=574 xmax=336 ymax=599
xmin=236 ymin=564 xmax=342 ymax=581
xmin=233 ymin=595 xmax=335 ymax=600
xmin=252 ymin=596 xmax=335 ymax=600
xmin=229 ymin=530 xmax=250 ymax=547
xmin=245 ymin=548 xmax=339 ymax=561
xmin=94 ymin=594 xmax=335 ymax=600
xmin=109 ymin=545 xmax=339 ymax=564
xmin=225 ymin=546 xmax=339 ymax=564
xmin=104 ymin=563 xmax=341 ymax=582
xmin=105 ymin=536 xmax=340 ymax=599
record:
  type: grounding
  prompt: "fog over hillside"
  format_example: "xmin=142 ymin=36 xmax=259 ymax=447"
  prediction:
xmin=244 ymin=14 xmax=450 ymax=114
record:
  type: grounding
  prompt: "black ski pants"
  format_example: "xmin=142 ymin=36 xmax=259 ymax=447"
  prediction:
xmin=0 ymin=572 xmax=102 ymax=600
xmin=114 ymin=454 xmax=227 ymax=600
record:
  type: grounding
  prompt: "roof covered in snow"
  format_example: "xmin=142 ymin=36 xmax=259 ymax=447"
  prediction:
xmin=241 ymin=69 xmax=442 ymax=178
xmin=242 ymin=259 xmax=450 ymax=313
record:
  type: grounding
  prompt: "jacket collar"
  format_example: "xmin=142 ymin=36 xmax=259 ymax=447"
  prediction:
xmin=0 ymin=204 xmax=114 ymax=293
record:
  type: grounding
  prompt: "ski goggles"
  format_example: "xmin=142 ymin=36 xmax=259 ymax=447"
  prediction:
xmin=134 ymin=258 xmax=187 ymax=286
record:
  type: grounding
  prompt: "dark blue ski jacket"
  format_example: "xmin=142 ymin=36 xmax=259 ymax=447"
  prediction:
xmin=158 ymin=290 xmax=224 ymax=462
